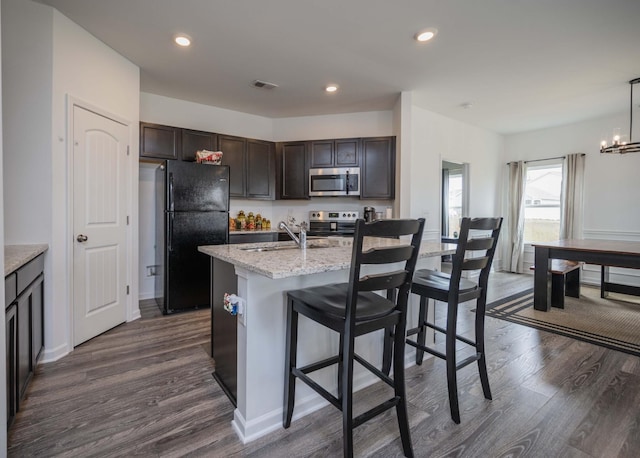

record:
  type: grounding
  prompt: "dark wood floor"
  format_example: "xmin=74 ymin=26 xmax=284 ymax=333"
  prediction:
xmin=8 ymin=272 xmax=640 ymax=457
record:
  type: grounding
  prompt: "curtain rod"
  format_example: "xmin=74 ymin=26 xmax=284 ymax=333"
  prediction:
xmin=506 ymin=153 xmax=585 ymax=165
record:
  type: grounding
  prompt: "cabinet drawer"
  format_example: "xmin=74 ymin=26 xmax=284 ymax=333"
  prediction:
xmin=17 ymin=254 xmax=44 ymax=293
xmin=5 ymin=273 xmax=17 ymax=306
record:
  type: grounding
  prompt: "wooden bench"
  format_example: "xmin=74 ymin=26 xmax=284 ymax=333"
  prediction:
xmin=600 ymin=264 xmax=640 ymax=299
xmin=530 ymin=260 xmax=581 ymax=308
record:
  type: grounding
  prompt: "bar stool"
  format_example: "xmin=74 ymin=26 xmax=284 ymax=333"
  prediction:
xmin=406 ymin=217 xmax=502 ymax=424
xmin=283 ymin=218 xmax=425 ymax=458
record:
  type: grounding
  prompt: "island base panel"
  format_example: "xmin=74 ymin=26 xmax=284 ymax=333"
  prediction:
xmin=212 ymin=258 xmax=238 ymax=405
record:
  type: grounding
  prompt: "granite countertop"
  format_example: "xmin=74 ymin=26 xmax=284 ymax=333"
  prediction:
xmin=5 ymin=244 xmax=49 ymax=276
xmin=199 ymin=238 xmax=455 ymax=279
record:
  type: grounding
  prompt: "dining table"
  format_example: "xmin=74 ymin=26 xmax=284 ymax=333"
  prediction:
xmin=533 ymin=239 xmax=640 ymax=311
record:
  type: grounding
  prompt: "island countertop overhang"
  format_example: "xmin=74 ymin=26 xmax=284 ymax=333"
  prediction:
xmin=198 ymin=238 xmax=456 ymax=279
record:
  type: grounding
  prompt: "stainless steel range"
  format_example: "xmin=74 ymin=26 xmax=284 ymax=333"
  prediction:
xmin=308 ymin=210 xmax=359 ymax=236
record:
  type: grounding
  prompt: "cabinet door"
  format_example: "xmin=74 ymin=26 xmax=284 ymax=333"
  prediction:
xmin=310 ymin=139 xmax=359 ymax=167
xmin=278 ymin=142 xmax=309 ymax=199
xmin=181 ymin=129 xmax=217 ymax=162
xmin=31 ymin=275 xmax=44 ymax=364
xmin=335 ymin=138 xmax=359 ymax=166
xmin=17 ymin=289 xmax=31 ymax=403
xmin=218 ymin=135 xmax=247 ymax=198
xmin=310 ymin=140 xmax=334 ymax=168
xmin=6 ymin=302 xmax=17 ymax=429
xmin=140 ymin=122 xmax=179 ymax=160
xmin=361 ymin=137 xmax=395 ymax=199
xmin=246 ymin=139 xmax=275 ymax=200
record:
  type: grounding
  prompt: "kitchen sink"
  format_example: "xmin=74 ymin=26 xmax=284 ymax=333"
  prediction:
xmin=239 ymin=244 xmax=326 ymax=252
xmin=238 ymin=239 xmax=345 ymax=252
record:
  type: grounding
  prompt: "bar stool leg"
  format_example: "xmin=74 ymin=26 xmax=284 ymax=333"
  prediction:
xmin=341 ymin=331 xmax=356 ymax=458
xmin=382 ymin=327 xmax=393 ymax=376
xmin=416 ymin=296 xmax=428 ymax=365
xmin=475 ymin=297 xmax=492 ymax=400
xmin=393 ymin=311 xmax=414 ymax=458
xmin=446 ymin=300 xmax=461 ymax=424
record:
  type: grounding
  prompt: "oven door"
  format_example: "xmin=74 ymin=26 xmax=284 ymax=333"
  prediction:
xmin=308 ymin=221 xmax=355 ymax=237
xmin=309 ymin=168 xmax=360 ymax=197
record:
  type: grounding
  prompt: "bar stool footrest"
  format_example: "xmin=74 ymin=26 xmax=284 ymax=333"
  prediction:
xmin=353 ymin=397 xmax=400 ymax=429
xmin=292 ymin=367 xmax=341 ymax=410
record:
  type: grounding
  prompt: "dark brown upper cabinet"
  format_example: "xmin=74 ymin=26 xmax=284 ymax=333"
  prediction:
xmin=309 ymin=138 xmax=359 ymax=168
xmin=218 ymin=134 xmax=247 ymax=198
xmin=181 ymin=129 xmax=217 ymax=162
xmin=218 ymin=135 xmax=275 ymax=200
xmin=277 ymin=141 xmax=309 ymax=199
xmin=360 ymin=137 xmax=395 ymax=200
xmin=140 ymin=122 xmax=180 ymax=160
xmin=246 ymin=139 xmax=275 ymax=200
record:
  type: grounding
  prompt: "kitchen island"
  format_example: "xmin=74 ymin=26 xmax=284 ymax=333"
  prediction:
xmin=198 ymin=237 xmax=455 ymax=443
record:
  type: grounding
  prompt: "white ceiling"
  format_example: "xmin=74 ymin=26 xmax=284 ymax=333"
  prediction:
xmin=38 ymin=0 xmax=640 ymax=134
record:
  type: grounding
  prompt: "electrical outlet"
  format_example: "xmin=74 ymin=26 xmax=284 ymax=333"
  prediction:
xmin=146 ymin=265 xmax=157 ymax=277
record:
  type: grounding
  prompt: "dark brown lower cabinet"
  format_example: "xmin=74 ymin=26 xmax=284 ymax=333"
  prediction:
xmin=6 ymin=303 xmax=17 ymax=429
xmin=6 ymin=254 xmax=45 ymax=430
xmin=229 ymin=232 xmax=277 ymax=244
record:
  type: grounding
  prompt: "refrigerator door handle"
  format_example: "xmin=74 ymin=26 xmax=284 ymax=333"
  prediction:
xmin=169 ymin=172 xmax=174 ymax=212
xmin=168 ymin=212 xmax=174 ymax=252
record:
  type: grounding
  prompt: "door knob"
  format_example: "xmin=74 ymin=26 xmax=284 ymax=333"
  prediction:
xmin=77 ymin=234 xmax=88 ymax=242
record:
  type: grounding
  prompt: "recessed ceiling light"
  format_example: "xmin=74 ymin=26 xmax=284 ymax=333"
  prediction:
xmin=414 ymin=28 xmax=438 ymax=43
xmin=325 ymin=84 xmax=339 ymax=93
xmin=174 ymin=35 xmax=191 ymax=47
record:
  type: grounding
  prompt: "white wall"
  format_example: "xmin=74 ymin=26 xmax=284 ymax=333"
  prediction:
xmin=403 ymin=102 xmax=504 ymax=243
xmin=138 ymin=163 xmax=158 ymax=300
xmin=0 ymin=0 xmax=7 ymax=449
xmin=50 ymin=10 xmax=140 ymax=359
xmin=3 ymin=0 xmax=140 ymax=361
xmin=2 ymin=0 xmax=53 ymax=245
xmin=272 ymin=111 xmax=393 ymax=141
xmin=140 ymin=92 xmax=273 ymax=140
xmin=505 ymin=112 xmax=640 ymax=235
xmin=505 ymin=112 xmax=640 ymax=283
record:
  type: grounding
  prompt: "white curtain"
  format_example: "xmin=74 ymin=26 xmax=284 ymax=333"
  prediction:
xmin=560 ymin=153 xmax=585 ymax=239
xmin=505 ymin=161 xmax=526 ymax=273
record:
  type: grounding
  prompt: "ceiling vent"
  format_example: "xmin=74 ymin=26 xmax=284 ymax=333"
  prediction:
xmin=252 ymin=79 xmax=278 ymax=89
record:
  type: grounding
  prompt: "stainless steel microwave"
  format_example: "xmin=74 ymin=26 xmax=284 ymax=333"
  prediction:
xmin=309 ymin=167 xmax=360 ymax=197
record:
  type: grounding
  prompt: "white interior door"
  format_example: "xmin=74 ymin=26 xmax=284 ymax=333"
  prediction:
xmin=73 ymin=105 xmax=129 ymax=346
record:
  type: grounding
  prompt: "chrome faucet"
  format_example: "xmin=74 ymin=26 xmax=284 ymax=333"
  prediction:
xmin=279 ymin=220 xmax=307 ymax=249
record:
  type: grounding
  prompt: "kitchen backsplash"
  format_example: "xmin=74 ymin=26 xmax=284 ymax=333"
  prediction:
xmin=230 ymin=198 xmax=394 ymax=228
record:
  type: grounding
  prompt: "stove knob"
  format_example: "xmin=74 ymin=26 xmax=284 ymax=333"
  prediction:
xmin=312 ymin=213 xmax=316 ymax=217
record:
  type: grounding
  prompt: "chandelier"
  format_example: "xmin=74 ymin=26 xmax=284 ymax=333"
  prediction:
xmin=600 ymin=77 xmax=640 ymax=154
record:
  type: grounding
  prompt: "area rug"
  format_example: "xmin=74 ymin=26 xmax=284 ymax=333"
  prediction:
xmin=486 ymin=286 xmax=640 ymax=357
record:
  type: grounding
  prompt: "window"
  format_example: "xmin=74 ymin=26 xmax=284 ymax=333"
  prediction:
xmin=523 ymin=162 xmax=562 ymax=243
xmin=441 ymin=161 xmax=467 ymax=239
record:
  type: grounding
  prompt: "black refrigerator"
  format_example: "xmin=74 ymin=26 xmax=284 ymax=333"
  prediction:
xmin=155 ymin=161 xmax=230 ymax=314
